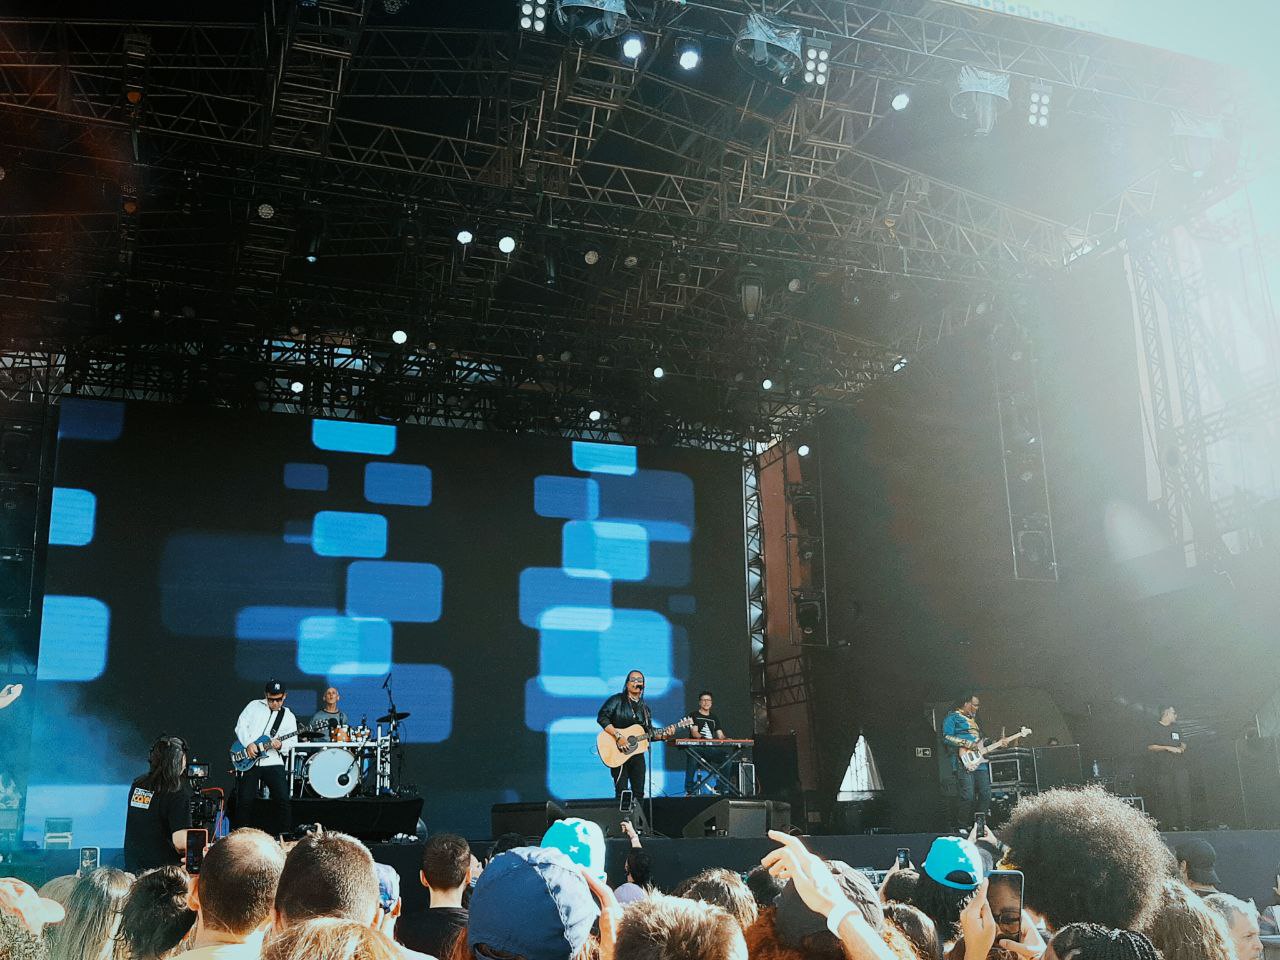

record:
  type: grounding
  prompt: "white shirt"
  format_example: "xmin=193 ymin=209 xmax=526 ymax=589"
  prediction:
xmin=234 ymin=699 xmax=298 ymax=768
xmin=174 ymin=940 xmax=264 ymax=960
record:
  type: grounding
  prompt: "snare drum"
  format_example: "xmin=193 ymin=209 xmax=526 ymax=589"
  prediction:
xmin=305 ymin=747 xmax=360 ymax=798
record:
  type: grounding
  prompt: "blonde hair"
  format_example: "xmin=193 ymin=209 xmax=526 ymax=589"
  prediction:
xmin=263 ymin=917 xmax=401 ymax=960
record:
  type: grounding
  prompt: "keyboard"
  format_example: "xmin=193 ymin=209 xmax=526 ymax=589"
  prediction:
xmin=669 ymin=739 xmax=754 ymax=747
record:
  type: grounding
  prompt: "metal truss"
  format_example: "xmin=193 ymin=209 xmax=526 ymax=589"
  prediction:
xmin=743 ymin=457 xmax=769 ymax=732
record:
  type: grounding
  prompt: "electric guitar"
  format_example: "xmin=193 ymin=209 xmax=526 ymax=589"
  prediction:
xmin=958 ymin=726 xmax=1032 ymax=772
xmin=597 ymin=717 xmax=692 ymax=768
xmin=229 ymin=731 xmax=299 ymax=773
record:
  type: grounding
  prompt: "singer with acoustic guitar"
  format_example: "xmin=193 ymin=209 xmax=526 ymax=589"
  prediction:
xmin=596 ymin=670 xmax=688 ymax=800
xmin=942 ymin=692 xmax=1031 ymax=830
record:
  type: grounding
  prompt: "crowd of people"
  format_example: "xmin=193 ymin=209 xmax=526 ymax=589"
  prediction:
xmin=1 ymin=785 xmax=1277 ymax=960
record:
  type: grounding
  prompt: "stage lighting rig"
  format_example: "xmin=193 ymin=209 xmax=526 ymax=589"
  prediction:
xmin=891 ymin=90 xmax=911 ymax=111
xmin=1028 ymin=81 xmax=1052 ymax=128
xmin=621 ymin=32 xmax=644 ymax=60
xmin=802 ymin=37 xmax=831 ymax=87
xmin=498 ymin=235 xmax=517 ymax=254
xmin=456 ymin=228 xmax=474 ymax=245
xmin=676 ymin=37 xmax=701 ymax=71
xmin=738 ymin=261 xmax=765 ymax=319
xmin=951 ymin=65 xmax=1010 ymax=136
xmin=733 ymin=13 xmax=802 ymax=87
xmin=518 ymin=1 xmax=548 ymax=33
xmin=553 ymin=0 xmax=630 ymax=45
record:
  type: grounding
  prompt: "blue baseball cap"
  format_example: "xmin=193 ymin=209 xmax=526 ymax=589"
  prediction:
xmin=468 ymin=847 xmax=599 ymax=960
xmin=922 ymin=836 xmax=984 ymax=890
xmin=541 ymin=818 xmax=607 ymax=882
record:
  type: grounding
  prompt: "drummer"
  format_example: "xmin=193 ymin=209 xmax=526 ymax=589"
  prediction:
xmin=309 ymin=686 xmax=349 ymax=739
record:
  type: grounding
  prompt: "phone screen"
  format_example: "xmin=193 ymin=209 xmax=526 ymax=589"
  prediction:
xmin=986 ymin=870 xmax=1024 ymax=942
xmin=974 ymin=812 xmax=987 ymax=834
xmin=78 ymin=846 xmax=99 ymax=876
xmin=184 ymin=829 xmax=208 ymax=874
xmin=896 ymin=847 xmax=910 ymax=869
xmin=619 ymin=790 xmax=634 ymax=813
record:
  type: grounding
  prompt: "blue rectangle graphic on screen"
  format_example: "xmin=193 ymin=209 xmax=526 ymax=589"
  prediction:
xmin=37 ymin=595 xmax=110 ymax=681
xmin=562 ymin=521 xmax=649 ymax=580
xmin=346 ymin=561 xmax=443 ymax=622
xmin=58 ymin=398 xmax=125 ymax=442
xmin=326 ymin=664 xmax=454 ymax=743
xmin=596 ymin=471 xmax=694 ymax=542
xmin=297 ymin=615 xmax=393 ymax=676
xmin=534 ymin=475 xmax=600 ymax=519
xmin=311 ymin=511 xmax=388 ymax=558
xmin=364 ymin=462 xmax=432 ymax=507
xmin=284 ymin=463 xmax=330 ymax=491
xmin=49 ymin=487 xmax=96 ymax=546
xmin=311 ymin=418 xmax=397 ymax=456
xmin=236 ymin=605 xmax=339 ymax=641
xmin=571 ymin=442 xmax=637 ymax=476
xmin=518 ymin=567 xmax=612 ymax=629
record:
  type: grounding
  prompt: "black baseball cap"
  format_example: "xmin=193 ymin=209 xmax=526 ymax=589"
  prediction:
xmin=264 ymin=679 xmax=287 ymax=696
xmin=1176 ymin=838 xmax=1220 ymax=886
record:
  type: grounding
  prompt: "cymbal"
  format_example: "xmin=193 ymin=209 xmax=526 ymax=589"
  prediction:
xmin=378 ymin=710 xmax=411 ymax=723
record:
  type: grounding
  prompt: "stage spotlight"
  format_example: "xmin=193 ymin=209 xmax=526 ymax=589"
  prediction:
xmin=391 ymin=329 xmax=408 ymax=345
xmin=304 ymin=234 xmax=320 ymax=263
xmin=676 ymin=37 xmax=701 ymax=70
xmin=623 ymin=253 xmax=639 ymax=268
xmin=797 ymin=443 xmax=811 ymax=457
xmin=498 ymin=235 xmax=517 ymax=254
xmin=621 ymin=32 xmax=643 ymax=60
xmin=290 ymin=380 xmax=304 ymax=394
xmin=257 ymin=202 xmax=275 ymax=220
xmin=733 ymin=12 xmax=802 ymax=87
xmin=787 ymin=277 xmax=804 ymax=294
xmin=951 ymin=64 xmax=1010 ymax=136
xmin=802 ymin=37 xmax=831 ymax=87
xmin=891 ymin=91 xmax=911 ymax=111
xmin=456 ymin=228 xmax=474 ymax=245
xmin=893 ymin=356 xmax=908 ymax=372
xmin=584 ymin=248 xmax=600 ymax=265
xmin=762 ymin=377 xmax=774 ymax=391
xmin=1029 ymin=81 xmax=1052 ymax=128
xmin=553 ymin=0 xmax=630 ymax=45
xmin=652 ymin=365 xmax=664 ymax=379
xmin=518 ymin=0 xmax=547 ymax=32
xmin=588 ymin=408 xmax=603 ymax=422
xmin=112 ymin=311 xmax=123 ymax=322
xmin=738 ymin=261 xmax=765 ymax=319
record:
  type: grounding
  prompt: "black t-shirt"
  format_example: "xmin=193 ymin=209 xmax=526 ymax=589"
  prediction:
xmin=690 ymin=713 xmax=721 ymax=740
xmin=1148 ymin=720 xmax=1185 ymax=762
xmin=397 ymin=906 xmax=468 ymax=958
xmin=122 ymin=781 xmax=192 ymax=873
xmin=597 ymin=694 xmax=652 ymax=734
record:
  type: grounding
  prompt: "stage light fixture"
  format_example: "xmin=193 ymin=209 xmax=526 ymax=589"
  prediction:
xmin=787 ymin=277 xmax=804 ymax=294
xmin=797 ymin=443 xmax=811 ymax=457
xmin=802 ymin=37 xmax=831 ymax=86
xmin=584 ymin=249 xmax=600 ymax=265
xmin=738 ymin=261 xmax=765 ymax=319
xmin=391 ymin=329 xmax=408 ymax=345
xmin=621 ymin=32 xmax=644 ymax=60
xmin=112 ymin=311 xmax=124 ymax=322
xmin=456 ymin=228 xmax=474 ymax=245
xmin=893 ymin=357 xmax=908 ymax=372
xmin=762 ymin=377 xmax=774 ymax=391
xmin=1028 ymin=81 xmax=1052 ymax=128
xmin=733 ymin=13 xmax=802 ymax=87
xmin=518 ymin=0 xmax=548 ymax=32
xmin=951 ymin=64 xmax=1010 ymax=136
xmin=290 ymin=380 xmax=304 ymax=394
xmin=652 ymin=366 xmax=665 ymax=379
xmin=891 ymin=91 xmax=911 ymax=111
xmin=498 ymin=235 xmax=517 ymax=254
xmin=623 ymin=253 xmax=639 ymax=268
xmin=553 ymin=0 xmax=630 ymax=45
xmin=676 ymin=37 xmax=701 ymax=70
xmin=257 ymin=202 xmax=275 ymax=220
xmin=588 ymin=408 xmax=603 ymax=422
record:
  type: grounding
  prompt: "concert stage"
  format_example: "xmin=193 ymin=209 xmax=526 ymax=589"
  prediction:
xmin=5 ymin=830 xmax=1278 ymax=913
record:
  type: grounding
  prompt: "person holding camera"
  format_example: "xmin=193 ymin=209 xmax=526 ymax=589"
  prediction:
xmin=123 ymin=735 xmax=193 ymax=873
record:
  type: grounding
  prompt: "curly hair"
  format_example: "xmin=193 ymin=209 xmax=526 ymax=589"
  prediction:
xmin=1144 ymin=879 xmax=1233 ymax=960
xmin=906 ymin=870 xmax=974 ymax=943
xmin=885 ymin=902 xmax=942 ymax=960
xmin=1049 ymin=923 xmax=1161 ymax=960
xmin=1000 ymin=786 xmax=1174 ymax=931
xmin=743 ymin=866 xmax=784 ymax=909
xmin=0 ymin=911 xmax=49 ymax=960
xmin=673 ymin=868 xmax=758 ymax=931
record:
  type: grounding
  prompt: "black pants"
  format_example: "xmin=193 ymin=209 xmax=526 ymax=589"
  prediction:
xmin=236 ymin=764 xmax=291 ymax=836
xmin=1153 ymin=762 xmax=1194 ymax=828
xmin=954 ymin=763 xmax=992 ymax=827
xmin=612 ymin=754 xmax=646 ymax=800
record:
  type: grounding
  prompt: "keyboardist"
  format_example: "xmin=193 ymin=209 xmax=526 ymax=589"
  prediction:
xmin=683 ymin=691 xmax=727 ymax=795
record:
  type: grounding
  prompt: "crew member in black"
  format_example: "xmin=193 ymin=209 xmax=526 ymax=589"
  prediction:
xmin=597 ymin=670 xmax=655 ymax=800
xmin=123 ymin=736 xmax=193 ymax=874
xmin=1146 ymin=704 xmax=1193 ymax=829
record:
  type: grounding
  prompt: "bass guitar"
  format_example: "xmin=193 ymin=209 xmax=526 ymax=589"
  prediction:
xmin=959 ymin=726 xmax=1032 ymax=772
xmin=229 ymin=731 xmax=299 ymax=773
xmin=597 ymin=717 xmax=692 ymax=768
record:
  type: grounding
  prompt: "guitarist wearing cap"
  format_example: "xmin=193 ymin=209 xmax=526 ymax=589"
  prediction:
xmin=233 ymin=679 xmax=298 ymax=835
xmin=943 ymin=693 xmax=992 ymax=830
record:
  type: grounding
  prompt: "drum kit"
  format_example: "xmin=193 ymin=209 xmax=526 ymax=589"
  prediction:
xmin=291 ymin=709 xmax=411 ymax=799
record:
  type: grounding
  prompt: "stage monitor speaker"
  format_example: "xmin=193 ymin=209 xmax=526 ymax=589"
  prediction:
xmin=491 ymin=801 xmax=568 ymax=840
xmin=1235 ymin=736 xmax=1280 ymax=829
xmin=564 ymin=798 xmax=651 ymax=838
xmin=1034 ymin=744 xmax=1083 ymax=790
xmin=680 ymin=799 xmax=785 ymax=838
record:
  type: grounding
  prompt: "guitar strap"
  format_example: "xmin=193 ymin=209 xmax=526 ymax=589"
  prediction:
xmin=268 ymin=707 xmax=286 ymax=738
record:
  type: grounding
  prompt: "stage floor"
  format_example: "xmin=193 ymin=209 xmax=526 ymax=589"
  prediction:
xmin=6 ymin=830 xmax=1279 ymax=910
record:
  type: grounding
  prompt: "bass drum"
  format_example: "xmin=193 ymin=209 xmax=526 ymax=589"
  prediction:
xmin=305 ymin=747 xmax=360 ymax=798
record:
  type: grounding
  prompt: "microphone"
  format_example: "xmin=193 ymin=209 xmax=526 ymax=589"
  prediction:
xmin=381 ymin=673 xmax=391 ymax=690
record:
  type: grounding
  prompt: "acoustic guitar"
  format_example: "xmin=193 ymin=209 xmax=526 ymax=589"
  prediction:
xmin=597 ymin=717 xmax=691 ymax=768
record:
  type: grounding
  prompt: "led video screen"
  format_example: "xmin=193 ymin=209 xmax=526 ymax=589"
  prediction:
xmin=24 ymin=400 xmax=747 ymax=842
